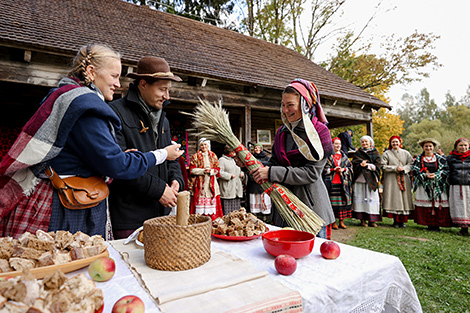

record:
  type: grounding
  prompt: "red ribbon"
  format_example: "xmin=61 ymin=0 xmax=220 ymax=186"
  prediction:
xmin=235 ymin=144 xmax=246 ymax=153
xmin=264 ymin=183 xmax=305 ymax=218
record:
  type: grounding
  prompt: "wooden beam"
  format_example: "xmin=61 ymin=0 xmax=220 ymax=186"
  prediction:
xmin=244 ymin=105 xmax=251 ymax=146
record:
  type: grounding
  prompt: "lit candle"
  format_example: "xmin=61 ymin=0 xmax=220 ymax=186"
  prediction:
xmin=176 ymin=191 xmax=190 ymax=226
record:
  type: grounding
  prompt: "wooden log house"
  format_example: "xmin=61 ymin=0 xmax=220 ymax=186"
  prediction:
xmin=0 ymin=0 xmax=389 ymax=162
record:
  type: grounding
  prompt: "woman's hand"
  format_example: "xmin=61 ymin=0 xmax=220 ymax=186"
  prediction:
xmin=250 ymin=167 xmax=269 ymax=184
xmin=231 ymin=174 xmax=236 ymax=179
xmin=204 ymin=168 xmax=211 ymax=174
xmin=426 ymin=172 xmax=436 ymax=179
xmin=397 ymin=165 xmax=404 ymax=172
xmin=361 ymin=160 xmax=368 ymax=167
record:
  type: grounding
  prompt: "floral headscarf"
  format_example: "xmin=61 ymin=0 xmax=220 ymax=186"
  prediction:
xmin=279 ymin=79 xmax=333 ymax=161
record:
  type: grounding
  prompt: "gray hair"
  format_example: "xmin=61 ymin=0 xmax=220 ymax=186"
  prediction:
xmin=360 ymin=135 xmax=375 ymax=147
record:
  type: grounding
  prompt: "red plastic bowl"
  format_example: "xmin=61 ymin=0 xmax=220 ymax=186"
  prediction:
xmin=262 ymin=229 xmax=315 ymax=258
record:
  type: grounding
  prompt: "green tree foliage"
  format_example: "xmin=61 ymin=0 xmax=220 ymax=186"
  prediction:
xmin=402 ymin=103 xmax=470 ymax=155
xmin=243 ymin=0 xmax=297 ymax=45
xmin=124 ymin=0 xmax=236 ymax=28
xmin=395 ymin=88 xmax=439 ymax=137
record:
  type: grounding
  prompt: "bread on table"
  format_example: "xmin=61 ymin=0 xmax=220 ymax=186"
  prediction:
xmin=212 ymin=208 xmax=267 ymax=236
xmin=0 ymin=230 xmax=107 ymax=273
xmin=0 ymin=269 xmax=104 ymax=313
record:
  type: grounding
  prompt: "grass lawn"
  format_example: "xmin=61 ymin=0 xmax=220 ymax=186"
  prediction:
xmin=342 ymin=217 xmax=470 ymax=313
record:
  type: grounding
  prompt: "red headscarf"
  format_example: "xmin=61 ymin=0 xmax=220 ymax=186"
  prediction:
xmin=450 ymin=138 xmax=470 ymax=161
xmin=332 ymin=137 xmax=340 ymax=143
xmin=388 ymin=135 xmax=402 ymax=150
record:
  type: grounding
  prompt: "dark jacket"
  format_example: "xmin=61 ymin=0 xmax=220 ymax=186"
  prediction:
xmin=338 ymin=131 xmax=355 ymax=155
xmin=246 ymin=151 xmax=270 ymax=194
xmin=108 ymin=83 xmax=184 ymax=230
xmin=447 ymin=154 xmax=470 ymax=185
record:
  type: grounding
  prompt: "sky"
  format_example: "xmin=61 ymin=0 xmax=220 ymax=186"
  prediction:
xmin=311 ymin=0 xmax=470 ymax=110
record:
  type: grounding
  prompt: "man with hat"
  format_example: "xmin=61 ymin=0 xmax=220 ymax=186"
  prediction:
xmin=109 ymin=56 xmax=185 ymax=239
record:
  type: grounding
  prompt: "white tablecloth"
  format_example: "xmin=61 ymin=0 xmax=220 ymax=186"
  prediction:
xmin=211 ymin=235 xmax=422 ymax=313
xmin=71 ymin=235 xmax=421 ymax=313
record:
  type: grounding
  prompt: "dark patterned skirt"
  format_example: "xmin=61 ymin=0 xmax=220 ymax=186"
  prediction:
xmin=329 ymin=184 xmax=352 ymax=220
xmin=221 ymin=198 xmax=241 ymax=215
xmin=49 ymin=191 xmax=107 ymax=237
xmin=414 ymin=205 xmax=453 ymax=227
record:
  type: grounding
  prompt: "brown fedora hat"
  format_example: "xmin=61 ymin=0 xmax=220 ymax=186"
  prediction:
xmin=127 ymin=56 xmax=182 ymax=81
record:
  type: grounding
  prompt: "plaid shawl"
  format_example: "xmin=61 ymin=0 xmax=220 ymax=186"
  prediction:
xmin=0 ymin=77 xmax=120 ymax=217
xmin=412 ymin=153 xmax=449 ymax=199
xmin=323 ymin=151 xmax=353 ymax=205
xmin=352 ymin=148 xmax=381 ymax=191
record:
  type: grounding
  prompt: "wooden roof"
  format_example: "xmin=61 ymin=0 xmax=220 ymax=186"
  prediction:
xmin=0 ymin=0 xmax=389 ymax=109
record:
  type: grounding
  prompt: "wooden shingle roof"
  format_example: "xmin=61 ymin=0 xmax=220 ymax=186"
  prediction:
xmin=0 ymin=0 xmax=389 ymax=108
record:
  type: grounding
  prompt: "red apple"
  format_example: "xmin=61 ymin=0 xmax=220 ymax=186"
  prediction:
xmin=320 ymin=241 xmax=341 ymax=259
xmin=88 ymin=257 xmax=116 ymax=282
xmin=112 ymin=295 xmax=145 ymax=313
xmin=274 ymin=254 xmax=297 ymax=275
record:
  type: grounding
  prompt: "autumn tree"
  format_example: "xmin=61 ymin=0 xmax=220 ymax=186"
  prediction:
xmin=322 ymin=31 xmax=441 ymax=99
xmin=242 ymin=0 xmax=348 ymax=58
xmin=331 ymin=108 xmax=404 ymax=154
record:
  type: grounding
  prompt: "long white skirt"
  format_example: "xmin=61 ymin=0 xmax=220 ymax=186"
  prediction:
xmin=448 ymin=185 xmax=470 ymax=226
xmin=352 ymin=182 xmax=380 ymax=215
xmin=249 ymin=193 xmax=271 ymax=214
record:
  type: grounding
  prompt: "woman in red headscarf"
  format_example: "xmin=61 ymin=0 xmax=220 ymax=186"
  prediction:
xmin=322 ymin=137 xmax=353 ymax=229
xmin=381 ymin=136 xmax=414 ymax=228
xmin=447 ymin=137 xmax=470 ymax=235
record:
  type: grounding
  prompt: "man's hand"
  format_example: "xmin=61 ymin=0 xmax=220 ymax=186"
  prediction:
xmin=159 ymin=185 xmax=178 ymax=207
xmin=170 ymin=180 xmax=180 ymax=192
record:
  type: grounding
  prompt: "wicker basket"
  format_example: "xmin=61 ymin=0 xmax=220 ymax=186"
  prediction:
xmin=143 ymin=214 xmax=212 ymax=271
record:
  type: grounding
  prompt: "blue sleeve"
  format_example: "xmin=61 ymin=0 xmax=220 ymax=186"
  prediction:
xmin=68 ymin=114 xmax=156 ymax=179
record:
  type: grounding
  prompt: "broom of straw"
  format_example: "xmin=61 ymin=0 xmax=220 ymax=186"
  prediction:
xmin=183 ymin=99 xmax=325 ymax=234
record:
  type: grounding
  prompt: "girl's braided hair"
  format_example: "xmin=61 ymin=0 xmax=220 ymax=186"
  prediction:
xmin=68 ymin=44 xmax=121 ymax=86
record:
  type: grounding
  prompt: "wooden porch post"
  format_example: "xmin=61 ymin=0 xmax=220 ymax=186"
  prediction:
xmin=244 ymin=105 xmax=252 ymax=146
xmin=366 ymin=120 xmax=373 ymax=137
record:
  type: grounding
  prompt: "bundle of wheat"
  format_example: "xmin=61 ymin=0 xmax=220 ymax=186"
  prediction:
xmin=183 ymin=99 xmax=324 ymax=234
